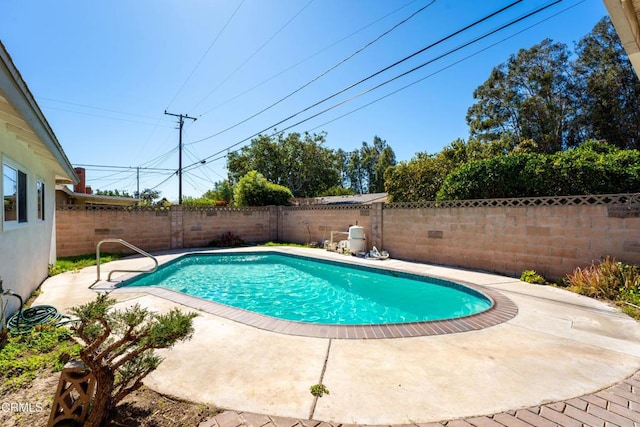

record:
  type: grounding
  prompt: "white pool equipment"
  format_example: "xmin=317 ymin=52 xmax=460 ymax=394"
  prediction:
xmin=348 ymin=225 xmax=366 ymax=253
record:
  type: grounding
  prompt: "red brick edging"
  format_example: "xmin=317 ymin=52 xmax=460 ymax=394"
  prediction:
xmin=199 ymin=370 xmax=640 ymax=427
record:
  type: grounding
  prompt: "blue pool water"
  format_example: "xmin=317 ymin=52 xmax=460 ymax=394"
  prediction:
xmin=123 ymin=252 xmax=492 ymax=325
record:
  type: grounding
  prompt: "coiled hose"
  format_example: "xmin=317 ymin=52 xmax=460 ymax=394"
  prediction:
xmin=3 ymin=290 xmax=72 ymax=335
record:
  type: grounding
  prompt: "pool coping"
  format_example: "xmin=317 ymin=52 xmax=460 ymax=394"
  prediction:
xmin=111 ymin=248 xmax=518 ymax=339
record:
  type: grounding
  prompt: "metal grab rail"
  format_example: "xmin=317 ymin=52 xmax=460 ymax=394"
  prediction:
xmin=96 ymin=239 xmax=158 ymax=281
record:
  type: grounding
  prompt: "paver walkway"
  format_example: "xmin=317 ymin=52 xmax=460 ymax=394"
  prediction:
xmin=199 ymin=370 xmax=640 ymax=427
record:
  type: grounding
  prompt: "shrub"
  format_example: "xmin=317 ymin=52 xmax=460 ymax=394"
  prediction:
xmin=520 ymin=270 xmax=546 ymax=284
xmin=234 ymin=170 xmax=293 ymax=206
xmin=70 ymin=293 xmax=197 ymax=427
xmin=208 ymin=231 xmax=244 ymax=247
xmin=436 ymin=141 xmax=640 ymax=200
xmin=566 ymin=256 xmax=640 ymax=304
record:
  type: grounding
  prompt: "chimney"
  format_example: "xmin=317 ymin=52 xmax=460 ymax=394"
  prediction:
xmin=73 ymin=167 xmax=86 ymax=194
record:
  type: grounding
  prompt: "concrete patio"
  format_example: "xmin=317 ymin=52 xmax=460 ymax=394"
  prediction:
xmin=34 ymin=247 xmax=640 ymax=425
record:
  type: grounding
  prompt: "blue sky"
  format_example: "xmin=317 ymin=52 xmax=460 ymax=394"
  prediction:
xmin=1 ymin=0 xmax=609 ymax=200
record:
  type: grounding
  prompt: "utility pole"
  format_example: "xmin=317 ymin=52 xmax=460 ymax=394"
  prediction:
xmin=164 ymin=110 xmax=197 ymax=204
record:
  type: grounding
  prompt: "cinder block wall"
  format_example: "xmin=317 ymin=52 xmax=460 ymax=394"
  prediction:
xmin=182 ymin=207 xmax=274 ymax=248
xmin=279 ymin=206 xmax=373 ymax=247
xmin=56 ymin=197 xmax=640 ymax=279
xmin=56 ymin=207 xmax=172 ymax=257
xmin=56 ymin=205 xmax=277 ymax=257
xmin=382 ymin=204 xmax=639 ymax=279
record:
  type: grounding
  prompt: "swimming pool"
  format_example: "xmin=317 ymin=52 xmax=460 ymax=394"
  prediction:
xmin=122 ymin=252 xmax=492 ymax=325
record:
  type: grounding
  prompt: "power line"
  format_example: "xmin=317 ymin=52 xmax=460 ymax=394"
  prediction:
xmin=198 ymin=0 xmax=420 ymax=117
xmin=182 ymin=0 xmax=562 ymax=174
xmin=147 ymin=171 xmax=177 ymax=193
xmin=40 ymin=105 xmax=174 ymax=127
xmin=73 ymin=163 xmax=175 ymax=172
xmin=190 ymin=0 xmax=316 ymax=111
xmin=307 ymin=0 xmax=586 ymax=135
xmin=189 ymin=0 xmax=436 ymax=142
xmin=269 ymin=0 xmax=565 ymax=137
xmin=137 ymin=146 xmax=179 ymax=169
xmin=165 ymin=0 xmax=246 ymax=110
xmin=185 ymin=0 xmax=523 ymax=149
xmin=37 ymin=96 xmax=172 ymax=121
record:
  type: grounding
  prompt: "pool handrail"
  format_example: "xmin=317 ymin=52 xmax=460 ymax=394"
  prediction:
xmin=96 ymin=239 xmax=158 ymax=282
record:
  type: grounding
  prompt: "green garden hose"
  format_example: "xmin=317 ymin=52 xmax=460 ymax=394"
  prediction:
xmin=3 ymin=290 xmax=72 ymax=334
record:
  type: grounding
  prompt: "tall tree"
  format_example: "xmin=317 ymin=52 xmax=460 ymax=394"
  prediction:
xmin=466 ymin=39 xmax=577 ymax=153
xmin=345 ymin=136 xmax=396 ymax=193
xmin=573 ymin=17 xmax=640 ymax=150
xmin=227 ymin=132 xmax=342 ymax=198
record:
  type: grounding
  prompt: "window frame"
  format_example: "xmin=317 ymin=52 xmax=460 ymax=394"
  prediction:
xmin=2 ymin=157 xmax=29 ymax=228
xmin=36 ymin=179 xmax=45 ymax=221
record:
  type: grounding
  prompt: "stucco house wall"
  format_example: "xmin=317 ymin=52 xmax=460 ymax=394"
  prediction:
xmin=0 ymin=42 xmax=76 ymax=316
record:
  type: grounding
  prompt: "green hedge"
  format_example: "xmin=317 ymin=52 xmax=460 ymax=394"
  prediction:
xmin=436 ymin=141 xmax=640 ymax=200
xmin=233 ymin=170 xmax=293 ymax=206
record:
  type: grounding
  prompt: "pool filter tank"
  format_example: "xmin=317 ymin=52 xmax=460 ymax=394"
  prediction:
xmin=348 ymin=225 xmax=366 ymax=254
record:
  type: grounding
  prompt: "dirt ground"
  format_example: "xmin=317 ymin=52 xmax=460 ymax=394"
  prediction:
xmin=0 ymin=372 xmax=218 ymax=426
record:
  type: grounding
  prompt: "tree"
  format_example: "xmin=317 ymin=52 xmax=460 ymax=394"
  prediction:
xmin=345 ymin=149 xmax=364 ymax=194
xmin=318 ymin=186 xmax=354 ymax=196
xmin=70 ymin=293 xmax=197 ymax=427
xmin=384 ymin=138 xmax=497 ymax=202
xmin=133 ymin=188 xmax=160 ymax=205
xmin=573 ymin=17 xmax=640 ymax=150
xmin=227 ymin=131 xmax=342 ymax=198
xmin=233 ymin=170 xmax=293 ymax=206
xmin=345 ymin=136 xmax=396 ymax=193
xmin=203 ymin=180 xmax=234 ymax=204
xmin=384 ymin=153 xmax=449 ymax=202
xmin=467 ymin=39 xmax=577 ymax=153
xmin=94 ymin=189 xmax=133 ymax=198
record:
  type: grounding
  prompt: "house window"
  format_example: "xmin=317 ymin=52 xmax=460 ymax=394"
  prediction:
xmin=37 ymin=180 xmax=45 ymax=221
xmin=3 ymin=162 xmax=27 ymax=223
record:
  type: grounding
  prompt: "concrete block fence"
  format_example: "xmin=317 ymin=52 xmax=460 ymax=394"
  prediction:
xmin=55 ymin=193 xmax=640 ymax=279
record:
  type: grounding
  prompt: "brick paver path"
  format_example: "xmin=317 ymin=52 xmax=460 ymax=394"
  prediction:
xmin=199 ymin=371 xmax=640 ymax=427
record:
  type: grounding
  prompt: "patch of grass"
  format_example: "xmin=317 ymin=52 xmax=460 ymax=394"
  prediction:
xmin=48 ymin=252 xmax=123 ymax=276
xmin=621 ymin=303 xmax=640 ymax=320
xmin=260 ymin=241 xmax=313 ymax=248
xmin=0 ymin=326 xmax=81 ymax=393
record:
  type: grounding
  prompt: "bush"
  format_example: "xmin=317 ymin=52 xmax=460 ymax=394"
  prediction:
xmin=520 ymin=270 xmax=546 ymax=284
xmin=70 ymin=293 xmax=197 ymax=427
xmin=208 ymin=231 xmax=244 ymax=247
xmin=181 ymin=196 xmax=218 ymax=208
xmin=436 ymin=141 xmax=640 ymax=200
xmin=565 ymin=256 xmax=640 ymax=304
xmin=234 ymin=170 xmax=293 ymax=206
